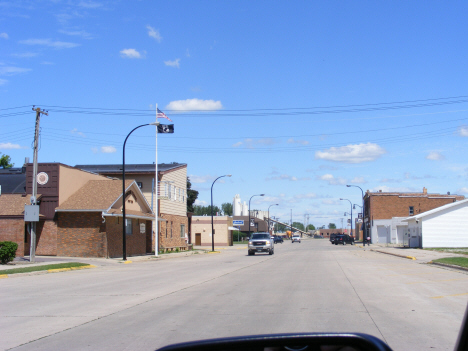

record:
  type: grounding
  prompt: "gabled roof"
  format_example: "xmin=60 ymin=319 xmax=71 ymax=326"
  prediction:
xmin=402 ymin=199 xmax=468 ymax=221
xmin=0 ymin=194 xmax=42 ymax=216
xmin=57 ymin=179 xmax=135 ymax=211
xmin=75 ymin=163 xmax=186 ymax=175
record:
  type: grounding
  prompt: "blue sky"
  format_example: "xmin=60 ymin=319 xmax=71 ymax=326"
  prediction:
xmin=1 ymin=0 xmax=468 ymax=228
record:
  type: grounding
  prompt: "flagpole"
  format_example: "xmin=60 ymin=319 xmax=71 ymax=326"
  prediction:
xmin=155 ymin=103 xmax=159 ymax=257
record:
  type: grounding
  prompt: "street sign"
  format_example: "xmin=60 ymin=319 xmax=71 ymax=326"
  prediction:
xmin=233 ymin=220 xmax=244 ymax=226
xmin=250 ymin=218 xmax=255 ymax=227
xmin=358 ymin=213 xmax=362 ymax=219
xmin=347 ymin=219 xmax=351 ymax=224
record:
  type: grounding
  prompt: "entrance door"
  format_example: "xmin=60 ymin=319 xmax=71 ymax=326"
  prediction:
xmin=377 ymin=226 xmax=388 ymax=244
xmin=195 ymin=233 xmax=201 ymax=246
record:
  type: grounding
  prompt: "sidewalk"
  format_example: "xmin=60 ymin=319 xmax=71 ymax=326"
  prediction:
xmin=356 ymin=243 xmax=466 ymax=263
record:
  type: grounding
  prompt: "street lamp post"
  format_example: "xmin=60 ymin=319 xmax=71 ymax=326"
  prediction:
xmin=340 ymin=198 xmax=353 ymax=236
xmin=347 ymin=185 xmax=365 ymax=241
xmin=211 ymin=174 xmax=232 ymax=252
xmin=249 ymin=194 xmax=264 ymax=238
xmin=268 ymin=204 xmax=279 ymax=234
xmin=122 ymin=122 xmax=159 ymax=261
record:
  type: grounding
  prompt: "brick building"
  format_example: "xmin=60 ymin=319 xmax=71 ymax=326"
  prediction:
xmin=363 ymin=187 xmax=465 ymax=244
xmin=0 ymin=163 xmax=154 ymax=258
xmin=76 ymin=163 xmax=189 ymax=252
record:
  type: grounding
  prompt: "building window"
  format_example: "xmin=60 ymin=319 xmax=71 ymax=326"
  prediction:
xmin=137 ymin=182 xmax=143 ymax=189
xmin=180 ymin=224 xmax=185 ymax=238
xmin=174 ymin=186 xmax=177 ymax=201
xmin=182 ymin=189 xmax=185 ymax=202
xmin=409 ymin=206 xmax=414 ymax=216
xmin=168 ymin=184 xmax=172 ymax=200
xmin=125 ymin=219 xmax=133 ymax=235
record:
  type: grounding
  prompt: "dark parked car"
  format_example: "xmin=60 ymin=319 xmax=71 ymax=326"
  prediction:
xmin=273 ymin=236 xmax=283 ymax=244
xmin=334 ymin=234 xmax=354 ymax=245
xmin=330 ymin=233 xmax=338 ymax=244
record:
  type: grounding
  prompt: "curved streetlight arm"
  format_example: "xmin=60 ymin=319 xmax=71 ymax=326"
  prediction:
xmin=347 ymin=184 xmax=365 ymax=240
xmin=340 ymin=198 xmax=353 ymax=236
xmin=268 ymin=204 xmax=279 ymax=233
xmin=122 ymin=122 xmax=158 ymax=261
xmin=211 ymin=174 xmax=232 ymax=252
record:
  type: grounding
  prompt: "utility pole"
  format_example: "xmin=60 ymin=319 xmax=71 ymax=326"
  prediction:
xmin=30 ymin=106 xmax=48 ymax=263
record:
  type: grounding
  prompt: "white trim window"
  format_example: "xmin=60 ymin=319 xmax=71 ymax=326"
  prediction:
xmin=168 ymin=184 xmax=172 ymax=200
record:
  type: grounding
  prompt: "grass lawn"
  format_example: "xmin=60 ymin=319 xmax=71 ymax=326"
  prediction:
xmin=432 ymin=257 xmax=468 ymax=268
xmin=425 ymin=248 xmax=468 ymax=255
xmin=0 ymin=262 xmax=91 ymax=275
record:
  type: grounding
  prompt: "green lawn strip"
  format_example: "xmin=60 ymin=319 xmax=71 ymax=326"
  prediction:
xmin=0 ymin=262 xmax=90 ymax=275
xmin=424 ymin=248 xmax=468 ymax=255
xmin=432 ymin=257 xmax=468 ymax=268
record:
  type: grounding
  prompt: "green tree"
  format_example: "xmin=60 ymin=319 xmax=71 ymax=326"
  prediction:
xmin=193 ymin=205 xmax=221 ymax=216
xmin=221 ymin=202 xmax=233 ymax=216
xmin=306 ymin=224 xmax=316 ymax=231
xmin=0 ymin=153 xmax=13 ymax=169
xmin=186 ymin=177 xmax=199 ymax=213
xmin=292 ymin=222 xmax=305 ymax=231
xmin=328 ymin=223 xmax=336 ymax=229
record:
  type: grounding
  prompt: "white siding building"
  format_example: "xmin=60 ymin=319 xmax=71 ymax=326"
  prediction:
xmin=403 ymin=199 xmax=468 ymax=248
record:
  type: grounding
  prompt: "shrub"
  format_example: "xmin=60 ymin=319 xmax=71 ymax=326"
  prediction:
xmin=0 ymin=241 xmax=18 ymax=264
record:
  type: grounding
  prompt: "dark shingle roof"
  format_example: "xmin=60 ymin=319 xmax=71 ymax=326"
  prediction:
xmin=0 ymin=168 xmax=26 ymax=194
xmin=75 ymin=163 xmax=186 ymax=175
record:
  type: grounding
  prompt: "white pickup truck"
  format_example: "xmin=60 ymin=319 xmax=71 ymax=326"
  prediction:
xmin=291 ymin=233 xmax=301 ymax=243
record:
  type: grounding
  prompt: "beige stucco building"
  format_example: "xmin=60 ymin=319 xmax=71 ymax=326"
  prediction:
xmin=191 ymin=216 xmax=234 ymax=246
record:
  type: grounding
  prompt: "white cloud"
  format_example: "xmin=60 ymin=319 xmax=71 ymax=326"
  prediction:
xmin=457 ymin=187 xmax=468 ymax=194
xmin=91 ymin=147 xmax=98 ymax=154
xmin=147 ymin=25 xmax=162 ymax=42
xmin=266 ymin=174 xmax=311 ymax=181
xmin=321 ymin=199 xmax=340 ymax=205
xmin=370 ymin=185 xmax=415 ymax=192
xmin=315 ymin=142 xmax=386 ymax=163
xmin=194 ymin=199 xmax=208 ymax=206
xmin=0 ymin=66 xmax=31 ymax=76
xmin=120 ymin=48 xmax=144 ymax=59
xmin=426 ymin=151 xmax=445 ymax=161
xmin=458 ymin=126 xmax=468 ymax=137
xmin=318 ymin=174 xmax=347 ymax=185
xmin=12 ymin=52 xmax=39 ymax=58
xmin=294 ymin=193 xmax=317 ymax=200
xmin=164 ymin=58 xmax=180 ymax=68
xmin=78 ymin=1 xmax=103 ymax=9
xmin=0 ymin=142 xmax=24 ymax=149
xmin=166 ymin=98 xmax=223 ymax=111
xmin=71 ymin=128 xmax=86 ymax=137
xmin=232 ymin=141 xmax=243 ymax=147
xmin=58 ymin=29 xmax=93 ymax=39
xmin=101 ymin=146 xmax=116 ymax=153
xmin=188 ymin=174 xmax=214 ymax=184
xmin=287 ymin=138 xmax=309 ymax=145
xmin=0 ymin=33 xmax=8 ymax=39
xmin=350 ymin=176 xmax=366 ymax=184
xmin=185 ymin=48 xmax=191 ymax=57
xmin=0 ymin=79 xmax=7 ymax=85
xmin=19 ymin=38 xmax=80 ymax=49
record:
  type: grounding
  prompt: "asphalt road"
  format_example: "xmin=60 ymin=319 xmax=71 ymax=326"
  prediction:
xmin=2 ymin=239 xmax=468 ymax=351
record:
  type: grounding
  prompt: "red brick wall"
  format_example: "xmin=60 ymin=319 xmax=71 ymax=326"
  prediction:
xmin=0 ymin=218 xmax=25 ymax=257
xmin=370 ymin=196 xmax=457 ymax=220
xmin=57 ymin=212 xmax=107 ymax=257
xmin=106 ymin=217 xmax=148 ymax=258
xmin=35 ymin=220 xmax=57 ymax=256
xmin=157 ymin=213 xmax=188 ymax=251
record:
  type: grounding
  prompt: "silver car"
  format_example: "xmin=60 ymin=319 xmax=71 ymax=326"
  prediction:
xmin=248 ymin=232 xmax=274 ymax=255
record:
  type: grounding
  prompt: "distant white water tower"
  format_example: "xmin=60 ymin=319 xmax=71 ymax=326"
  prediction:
xmin=233 ymin=194 xmax=242 ymax=216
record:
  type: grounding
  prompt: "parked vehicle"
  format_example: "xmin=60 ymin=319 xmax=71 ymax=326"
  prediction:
xmin=330 ymin=233 xmax=338 ymax=244
xmin=334 ymin=234 xmax=354 ymax=245
xmin=248 ymin=232 xmax=274 ymax=255
xmin=291 ymin=234 xmax=301 ymax=243
xmin=313 ymin=234 xmax=324 ymax=239
xmin=273 ymin=236 xmax=283 ymax=244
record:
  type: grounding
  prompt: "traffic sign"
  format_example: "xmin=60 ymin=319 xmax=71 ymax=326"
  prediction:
xmin=233 ymin=220 xmax=244 ymax=225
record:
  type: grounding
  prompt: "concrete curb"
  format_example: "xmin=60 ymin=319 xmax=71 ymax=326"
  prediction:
xmin=429 ymin=261 xmax=468 ymax=272
xmin=0 ymin=264 xmax=96 ymax=279
xmin=371 ymin=249 xmax=417 ymax=260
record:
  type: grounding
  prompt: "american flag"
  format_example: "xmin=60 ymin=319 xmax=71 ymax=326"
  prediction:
xmin=157 ymin=108 xmax=173 ymax=122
